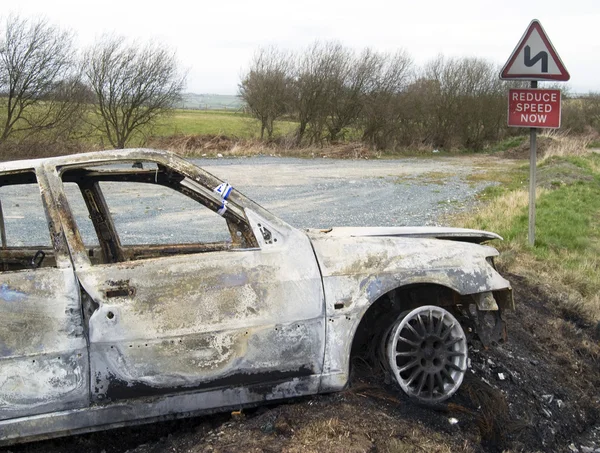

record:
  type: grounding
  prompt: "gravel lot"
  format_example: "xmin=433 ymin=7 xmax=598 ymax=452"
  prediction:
xmin=192 ymin=156 xmax=492 ymax=229
xmin=1 ymin=156 xmax=498 ymax=246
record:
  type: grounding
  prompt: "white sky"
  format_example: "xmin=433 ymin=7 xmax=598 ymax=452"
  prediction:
xmin=9 ymin=0 xmax=600 ymax=95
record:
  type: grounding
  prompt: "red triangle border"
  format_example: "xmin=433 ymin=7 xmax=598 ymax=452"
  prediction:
xmin=500 ymin=19 xmax=570 ymax=81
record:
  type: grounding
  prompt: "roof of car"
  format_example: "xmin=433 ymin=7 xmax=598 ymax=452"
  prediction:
xmin=0 ymin=149 xmax=176 ymax=173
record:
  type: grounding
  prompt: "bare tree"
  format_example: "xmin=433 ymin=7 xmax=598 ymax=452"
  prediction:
xmin=41 ymin=75 xmax=95 ymax=142
xmin=581 ymin=93 xmax=600 ymax=133
xmin=324 ymin=48 xmax=380 ymax=142
xmin=240 ymin=43 xmax=562 ymax=151
xmin=292 ymin=42 xmax=345 ymax=145
xmin=84 ymin=36 xmax=186 ymax=149
xmin=562 ymin=91 xmax=600 ymax=134
xmin=0 ymin=15 xmax=82 ymax=143
xmin=422 ymin=56 xmax=506 ymax=149
xmin=239 ymin=47 xmax=292 ymax=140
xmin=456 ymin=58 xmax=505 ymax=148
xmin=360 ymin=50 xmax=414 ymax=149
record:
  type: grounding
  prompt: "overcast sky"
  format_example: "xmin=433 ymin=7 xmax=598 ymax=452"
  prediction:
xmin=9 ymin=0 xmax=600 ymax=94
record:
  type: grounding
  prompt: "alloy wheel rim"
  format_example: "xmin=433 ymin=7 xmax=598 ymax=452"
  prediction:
xmin=387 ymin=305 xmax=468 ymax=402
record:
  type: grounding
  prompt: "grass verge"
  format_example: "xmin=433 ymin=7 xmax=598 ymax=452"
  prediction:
xmin=455 ymin=148 xmax=600 ymax=323
xmin=488 ymin=135 xmax=526 ymax=153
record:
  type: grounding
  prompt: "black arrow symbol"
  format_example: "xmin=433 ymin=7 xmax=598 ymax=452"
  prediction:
xmin=524 ymin=45 xmax=548 ymax=73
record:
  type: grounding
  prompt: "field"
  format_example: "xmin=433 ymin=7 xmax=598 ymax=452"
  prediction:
xmin=153 ymin=110 xmax=297 ymax=140
xmin=2 ymin=102 xmax=600 ymax=452
xmin=0 ymin=108 xmax=301 ymax=161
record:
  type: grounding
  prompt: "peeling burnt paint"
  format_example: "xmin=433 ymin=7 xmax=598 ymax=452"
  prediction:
xmin=0 ymin=351 xmax=87 ymax=421
xmin=305 ymin=226 xmax=503 ymax=243
xmin=67 ymin=195 xmax=327 ymax=405
xmin=0 ymin=266 xmax=88 ymax=421
xmin=0 ymin=149 xmax=513 ymax=445
xmin=88 ymin=318 xmax=324 ymax=402
xmin=0 ymin=283 xmax=26 ymax=302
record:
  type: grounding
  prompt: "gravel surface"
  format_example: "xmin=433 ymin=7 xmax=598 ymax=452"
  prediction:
xmin=193 ymin=156 xmax=491 ymax=229
xmin=0 ymin=156 xmax=497 ymax=246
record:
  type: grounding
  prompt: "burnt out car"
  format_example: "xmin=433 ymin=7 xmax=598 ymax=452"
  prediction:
xmin=0 ymin=149 xmax=513 ymax=445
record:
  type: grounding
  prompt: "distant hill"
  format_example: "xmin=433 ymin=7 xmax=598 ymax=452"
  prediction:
xmin=176 ymin=93 xmax=245 ymax=111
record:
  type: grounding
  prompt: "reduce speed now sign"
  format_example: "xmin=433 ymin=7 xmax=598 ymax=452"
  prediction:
xmin=508 ymin=88 xmax=561 ymax=128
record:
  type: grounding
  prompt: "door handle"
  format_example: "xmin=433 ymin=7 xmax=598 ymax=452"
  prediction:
xmin=104 ymin=285 xmax=136 ymax=298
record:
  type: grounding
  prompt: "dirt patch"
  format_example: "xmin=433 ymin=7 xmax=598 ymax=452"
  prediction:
xmin=537 ymin=160 xmax=596 ymax=189
xmin=501 ymin=135 xmax=555 ymax=159
xmin=148 ymin=134 xmax=382 ymax=159
xmin=6 ymin=273 xmax=599 ymax=453
xmin=148 ymin=134 xmax=237 ymax=154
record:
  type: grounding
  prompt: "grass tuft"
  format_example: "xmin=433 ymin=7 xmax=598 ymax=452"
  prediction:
xmin=490 ymin=135 xmax=527 ymax=153
xmin=539 ymin=131 xmax=594 ymax=160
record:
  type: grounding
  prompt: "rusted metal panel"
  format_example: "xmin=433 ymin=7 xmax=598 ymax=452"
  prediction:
xmin=40 ymin=151 xmax=256 ymax=265
xmin=494 ymin=287 xmax=515 ymax=311
xmin=0 ymin=374 xmax=321 ymax=446
xmin=0 ymin=151 xmax=328 ymax=441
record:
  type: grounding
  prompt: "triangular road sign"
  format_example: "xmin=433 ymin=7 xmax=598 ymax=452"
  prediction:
xmin=500 ymin=19 xmax=570 ymax=81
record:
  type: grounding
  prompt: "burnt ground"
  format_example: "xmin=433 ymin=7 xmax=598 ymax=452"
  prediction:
xmin=4 ymin=271 xmax=599 ymax=453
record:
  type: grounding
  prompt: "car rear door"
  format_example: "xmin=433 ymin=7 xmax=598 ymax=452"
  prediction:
xmin=0 ymin=168 xmax=89 ymax=421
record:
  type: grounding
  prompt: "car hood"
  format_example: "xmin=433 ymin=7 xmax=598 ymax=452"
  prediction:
xmin=305 ymin=226 xmax=501 ymax=244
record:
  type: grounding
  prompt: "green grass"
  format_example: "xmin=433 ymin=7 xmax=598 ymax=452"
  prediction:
xmin=152 ymin=110 xmax=297 ymax=139
xmin=489 ymin=135 xmax=526 ymax=153
xmin=534 ymin=181 xmax=600 ymax=252
xmin=456 ymin=152 xmax=600 ymax=321
xmin=0 ymin=107 xmax=298 ymax=151
xmin=467 ymin=164 xmax=529 ymax=200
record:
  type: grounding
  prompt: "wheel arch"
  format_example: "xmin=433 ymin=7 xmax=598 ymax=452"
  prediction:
xmin=319 ymin=268 xmax=512 ymax=393
xmin=349 ymin=282 xmax=464 ymax=362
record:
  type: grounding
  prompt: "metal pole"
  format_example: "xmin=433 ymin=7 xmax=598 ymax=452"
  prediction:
xmin=0 ymin=200 xmax=7 ymax=272
xmin=528 ymin=80 xmax=538 ymax=246
xmin=0 ymin=200 xmax=6 ymax=249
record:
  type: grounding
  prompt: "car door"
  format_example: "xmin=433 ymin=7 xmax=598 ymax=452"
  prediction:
xmin=50 ymin=157 xmax=325 ymax=404
xmin=0 ymin=168 xmax=89 ymax=420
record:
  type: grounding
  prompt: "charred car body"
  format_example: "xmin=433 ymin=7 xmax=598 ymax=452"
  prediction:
xmin=0 ymin=150 xmax=513 ymax=445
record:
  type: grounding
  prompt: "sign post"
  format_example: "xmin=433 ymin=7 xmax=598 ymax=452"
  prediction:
xmin=507 ymin=84 xmax=561 ymax=244
xmin=529 ymin=81 xmax=537 ymax=246
xmin=500 ymin=19 xmax=570 ymax=246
